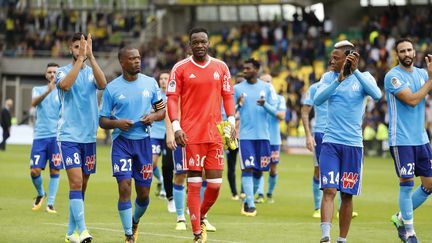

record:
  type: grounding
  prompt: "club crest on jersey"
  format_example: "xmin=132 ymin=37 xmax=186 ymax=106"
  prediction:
xmin=259 ymin=90 xmax=266 ymax=98
xmin=341 ymin=172 xmax=359 ymax=189
xmin=189 ymin=157 xmax=195 ymax=167
xmin=352 ymin=83 xmax=360 ymax=92
xmin=113 ymin=164 xmax=120 ymax=173
xmin=88 ymin=73 xmax=94 ymax=82
xmin=66 ymin=156 xmax=73 ymax=166
xmin=213 ymin=71 xmax=220 ymax=80
xmin=168 ymin=80 xmax=176 ymax=93
xmin=391 ymin=77 xmax=401 ymax=88
xmin=322 ymin=176 xmax=328 ymax=185
xmin=142 ymin=90 xmax=150 ymax=98
xmin=57 ymin=70 xmax=66 ymax=80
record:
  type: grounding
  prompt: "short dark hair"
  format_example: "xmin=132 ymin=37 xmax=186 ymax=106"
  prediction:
xmin=188 ymin=27 xmax=208 ymax=39
xmin=394 ymin=38 xmax=413 ymax=52
xmin=117 ymin=47 xmax=137 ymax=61
xmin=71 ymin=32 xmax=87 ymax=42
xmin=244 ymin=58 xmax=260 ymax=69
xmin=47 ymin=62 xmax=59 ymax=68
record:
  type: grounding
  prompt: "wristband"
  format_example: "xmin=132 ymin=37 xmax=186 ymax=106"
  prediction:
xmin=227 ymin=116 xmax=235 ymax=127
xmin=172 ymin=120 xmax=182 ymax=132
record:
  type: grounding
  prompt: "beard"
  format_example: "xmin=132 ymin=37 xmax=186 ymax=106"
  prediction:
xmin=399 ymin=56 xmax=414 ymax=67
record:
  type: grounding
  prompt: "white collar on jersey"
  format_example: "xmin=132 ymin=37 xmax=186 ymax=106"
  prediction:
xmin=189 ymin=55 xmax=212 ymax=69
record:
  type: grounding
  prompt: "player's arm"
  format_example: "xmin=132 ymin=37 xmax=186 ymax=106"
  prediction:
xmin=58 ymin=35 xmax=87 ymax=91
xmin=258 ymin=84 xmax=278 ymax=117
xmin=86 ymin=33 xmax=107 ymax=90
xmin=98 ymin=88 xmax=133 ymax=131
xmin=313 ymin=79 xmax=339 ymax=106
xmin=353 ymin=70 xmax=381 ymax=100
xmin=141 ymin=99 xmax=166 ymax=125
xmin=301 ymin=104 xmax=315 ymax=152
xmin=31 ymin=81 xmax=56 ymax=107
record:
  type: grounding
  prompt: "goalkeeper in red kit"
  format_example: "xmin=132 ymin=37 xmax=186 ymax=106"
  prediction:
xmin=166 ymin=26 xmax=236 ymax=243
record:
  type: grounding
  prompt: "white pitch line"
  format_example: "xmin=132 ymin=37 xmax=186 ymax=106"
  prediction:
xmin=44 ymin=222 xmax=242 ymax=243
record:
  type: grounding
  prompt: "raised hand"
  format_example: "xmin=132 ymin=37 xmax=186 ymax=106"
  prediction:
xmin=86 ymin=33 xmax=93 ymax=59
xmin=79 ymin=35 xmax=87 ymax=61
xmin=47 ymin=79 xmax=56 ymax=91
xmin=425 ymin=54 xmax=432 ymax=78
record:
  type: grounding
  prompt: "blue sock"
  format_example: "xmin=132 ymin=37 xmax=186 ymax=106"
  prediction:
xmin=70 ymin=190 xmax=86 ymax=234
xmin=200 ymin=180 xmax=207 ymax=202
xmin=321 ymin=222 xmax=331 ymax=238
xmin=118 ymin=200 xmax=132 ymax=235
xmin=133 ymin=197 xmax=149 ymax=223
xmin=252 ymin=173 xmax=261 ymax=195
xmin=31 ymin=174 xmax=45 ymax=196
xmin=399 ymin=181 xmax=414 ymax=234
xmin=47 ymin=174 xmax=60 ymax=206
xmin=412 ymin=184 xmax=431 ymax=210
xmin=312 ymin=177 xmax=322 ymax=210
xmin=173 ymin=184 xmax=185 ymax=219
xmin=67 ymin=204 xmax=76 ymax=235
xmin=153 ymin=166 xmax=162 ymax=183
xmin=242 ymin=171 xmax=255 ymax=208
xmin=257 ymin=175 xmax=264 ymax=196
xmin=267 ymin=174 xmax=277 ymax=196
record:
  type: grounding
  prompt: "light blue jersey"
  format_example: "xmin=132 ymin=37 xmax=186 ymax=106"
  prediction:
xmin=268 ymin=94 xmax=286 ymax=145
xmin=100 ymin=74 xmax=162 ymax=141
xmin=384 ymin=65 xmax=429 ymax=146
xmin=234 ymin=79 xmax=277 ymax=140
xmin=150 ymin=93 xmax=166 ymax=139
xmin=32 ymin=86 xmax=60 ymax=139
xmin=56 ymin=64 xmax=99 ymax=143
xmin=314 ymin=70 xmax=382 ymax=147
xmin=303 ymin=71 xmax=336 ymax=133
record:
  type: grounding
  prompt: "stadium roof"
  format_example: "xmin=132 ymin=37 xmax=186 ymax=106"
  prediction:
xmin=153 ymin=0 xmax=323 ymax=6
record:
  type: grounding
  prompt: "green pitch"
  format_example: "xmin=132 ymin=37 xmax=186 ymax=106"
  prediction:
xmin=0 ymin=145 xmax=431 ymax=242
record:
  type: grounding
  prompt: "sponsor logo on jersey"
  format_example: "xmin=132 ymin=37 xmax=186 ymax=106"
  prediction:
xmin=391 ymin=77 xmax=401 ymax=88
xmin=213 ymin=71 xmax=220 ymax=80
xmin=119 ymin=94 xmax=126 ymax=100
xmin=260 ymin=156 xmax=270 ymax=168
xmin=341 ymin=172 xmax=359 ymax=189
xmin=215 ymin=149 xmax=224 ymax=165
xmin=167 ymin=80 xmax=176 ymax=93
xmin=52 ymin=153 xmax=62 ymax=166
xmin=189 ymin=73 xmax=196 ymax=79
xmin=85 ymin=155 xmax=96 ymax=171
xmin=141 ymin=164 xmax=153 ymax=180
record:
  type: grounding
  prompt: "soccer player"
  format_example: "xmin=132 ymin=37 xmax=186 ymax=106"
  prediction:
xmin=166 ymin=27 xmax=236 ymax=243
xmin=99 ymin=47 xmax=165 ymax=243
xmin=150 ymin=72 xmax=168 ymax=198
xmin=254 ymin=73 xmax=286 ymax=203
xmin=234 ymin=59 xmax=277 ymax=216
xmin=57 ymin=32 xmax=107 ymax=243
xmin=385 ymin=38 xmax=432 ymax=243
xmin=314 ymin=40 xmax=381 ymax=243
xmin=30 ymin=62 xmax=62 ymax=213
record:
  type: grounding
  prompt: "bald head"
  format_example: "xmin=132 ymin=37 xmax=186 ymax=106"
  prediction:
xmin=118 ymin=47 xmax=139 ymax=61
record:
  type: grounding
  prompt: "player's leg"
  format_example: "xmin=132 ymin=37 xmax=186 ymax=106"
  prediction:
xmin=131 ymin=137 xmax=153 ymax=242
xmin=337 ymin=145 xmax=363 ymax=242
xmin=81 ymin=143 xmax=96 ymax=200
xmin=319 ymin=143 xmax=341 ymax=243
xmin=411 ymin=144 xmax=432 ymax=211
xmin=30 ymin=138 xmax=47 ymax=211
xmin=267 ymin=145 xmax=280 ymax=203
xmin=313 ymin=132 xmax=323 ymax=217
xmin=239 ymin=140 xmax=258 ymax=216
xmin=46 ymin=137 xmax=62 ymax=213
xmin=253 ymin=170 xmax=264 ymax=202
xmin=389 ymin=146 xmax=415 ymax=241
xmin=172 ymin=146 xmax=187 ymax=230
xmin=162 ymin=143 xmax=174 ymax=212
xmin=151 ymin=138 xmax=165 ymax=197
xmin=226 ymin=147 xmax=239 ymax=199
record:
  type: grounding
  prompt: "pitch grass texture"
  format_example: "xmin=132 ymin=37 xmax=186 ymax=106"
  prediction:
xmin=0 ymin=145 xmax=431 ymax=242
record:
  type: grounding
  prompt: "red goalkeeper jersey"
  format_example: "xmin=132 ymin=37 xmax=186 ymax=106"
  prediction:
xmin=167 ymin=56 xmax=234 ymax=144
